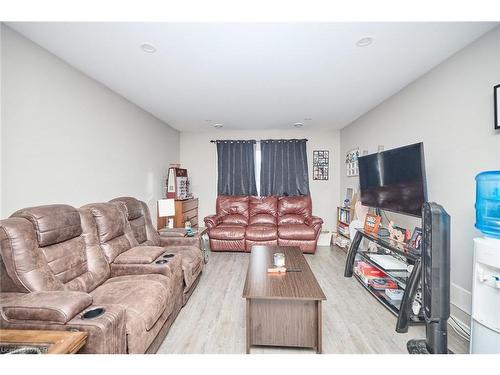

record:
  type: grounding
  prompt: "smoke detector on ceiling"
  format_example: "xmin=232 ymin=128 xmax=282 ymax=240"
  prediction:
xmin=214 ymin=123 xmax=223 ymax=129
xmin=293 ymin=122 xmax=303 ymax=128
xmin=141 ymin=43 xmax=157 ymax=53
xmin=356 ymin=37 xmax=374 ymax=47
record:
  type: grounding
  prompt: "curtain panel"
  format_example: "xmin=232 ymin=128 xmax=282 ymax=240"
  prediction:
xmin=216 ymin=140 xmax=258 ymax=196
xmin=260 ymin=139 xmax=310 ymax=196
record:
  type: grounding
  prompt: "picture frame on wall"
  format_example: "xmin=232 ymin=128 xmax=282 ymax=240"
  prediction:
xmin=495 ymin=84 xmax=499 ymax=130
xmin=345 ymin=148 xmax=359 ymax=177
xmin=313 ymin=150 xmax=329 ymax=180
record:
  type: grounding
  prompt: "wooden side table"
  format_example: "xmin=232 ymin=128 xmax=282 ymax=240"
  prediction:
xmin=0 ymin=329 xmax=87 ymax=354
xmin=159 ymin=227 xmax=209 ymax=263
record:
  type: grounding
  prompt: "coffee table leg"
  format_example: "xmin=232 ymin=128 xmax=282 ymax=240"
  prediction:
xmin=246 ymin=299 xmax=251 ymax=354
xmin=317 ymin=300 xmax=322 ymax=354
xmin=200 ymin=233 xmax=209 ymax=264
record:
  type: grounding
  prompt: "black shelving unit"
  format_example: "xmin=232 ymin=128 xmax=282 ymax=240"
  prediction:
xmin=344 ymin=229 xmax=425 ymax=333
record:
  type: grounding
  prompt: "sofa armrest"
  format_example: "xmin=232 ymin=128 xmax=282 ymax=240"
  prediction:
xmin=305 ymin=216 xmax=323 ymax=227
xmin=159 ymin=236 xmax=199 ymax=248
xmin=1 ymin=291 xmax=93 ymax=324
xmin=204 ymin=214 xmax=223 ymax=229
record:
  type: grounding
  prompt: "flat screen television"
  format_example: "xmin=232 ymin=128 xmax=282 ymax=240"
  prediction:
xmin=358 ymin=142 xmax=427 ymax=217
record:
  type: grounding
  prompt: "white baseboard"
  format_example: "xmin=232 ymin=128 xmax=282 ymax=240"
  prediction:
xmin=451 ymin=282 xmax=472 ymax=316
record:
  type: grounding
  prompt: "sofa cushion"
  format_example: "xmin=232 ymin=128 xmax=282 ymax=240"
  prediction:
xmin=221 ymin=214 xmax=248 ymax=226
xmin=209 ymin=226 xmax=246 ymax=240
xmin=249 ymin=196 xmax=278 ymax=225
xmin=216 ymin=196 xmax=249 ymax=225
xmin=278 ymin=196 xmax=312 ymax=225
xmin=113 ymin=246 xmax=166 ymax=264
xmin=129 ymin=216 xmax=148 ymax=244
xmin=12 ymin=205 xmax=82 ymax=247
xmin=91 ymin=274 xmax=172 ymax=331
xmin=245 ymin=224 xmax=278 ymax=241
xmin=87 ymin=203 xmax=126 ymax=243
xmin=278 ymin=224 xmax=317 ymax=240
xmin=110 ymin=197 xmax=143 ymax=220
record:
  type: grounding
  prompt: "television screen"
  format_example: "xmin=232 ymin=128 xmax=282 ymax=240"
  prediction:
xmin=358 ymin=142 xmax=427 ymax=217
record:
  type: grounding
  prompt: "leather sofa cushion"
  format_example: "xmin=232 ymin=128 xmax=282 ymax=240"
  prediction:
xmin=216 ymin=196 xmax=249 ymax=223
xmin=91 ymin=274 xmax=172 ymax=331
xmin=209 ymin=226 xmax=246 ymax=240
xmin=2 ymin=291 xmax=92 ymax=324
xmin=278 ymin=224 xmax=317 ymax=240
xmin=110 ymin=197 xmax=142 ymax=220
xmin=278 ymin=196 xmax=312 ymax=225
xmin=87 ymin=203 xmax=126 ymax=243
xmin=12 ymin=205 xmax=82 ymax=247
xmin=221 ymin=213 xmax=248 ymax=226
xmin=249 ymin=196 xmax=277 ymax=225
xmin=245 ymin=224 xmax=278 ymax=241
xmin=278 ymin=214 xmax=306 ymax=225
xmin=113 ymin=246 xmax=166 ymax=264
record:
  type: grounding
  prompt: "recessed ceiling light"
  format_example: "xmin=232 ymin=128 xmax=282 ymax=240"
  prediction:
xmin=141 ymin=43 xmax=156 ymax=53
xmin=293 ymin=122 xmax=303 ymax=128
xmin=356 ymin=37 xmax=374 ymax=47
xmin=214 ymin=123 xmax=223 ymax=129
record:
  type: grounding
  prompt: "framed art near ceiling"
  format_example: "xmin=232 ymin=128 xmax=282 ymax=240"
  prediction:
xmin=313 ymin=150 xmax=329 ymax=180
xmin=345 ymin=148 xmax=359 ymax=177
xmin=495 ymin=84 xmax=499 ymax=130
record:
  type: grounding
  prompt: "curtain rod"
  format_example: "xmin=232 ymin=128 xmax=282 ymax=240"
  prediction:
xmin=210 ymin=139 xmax=308 ymax=143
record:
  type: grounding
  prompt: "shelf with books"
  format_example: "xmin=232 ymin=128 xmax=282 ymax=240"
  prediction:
xmin=336 ymin=206 xmax=353 ymax=248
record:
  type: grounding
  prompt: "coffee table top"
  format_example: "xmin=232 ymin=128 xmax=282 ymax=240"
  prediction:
xmin=242 ymin=246 xmax=326 ymax=301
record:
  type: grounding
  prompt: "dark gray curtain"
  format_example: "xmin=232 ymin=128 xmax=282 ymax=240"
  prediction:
xmin=216 ymin=140 xmax=257 ymax=196
xmin=260 ymin=139 xmax=310 ymax=196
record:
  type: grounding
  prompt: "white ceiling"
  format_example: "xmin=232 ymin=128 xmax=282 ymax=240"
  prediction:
xmin=7 ymin=22 xmax=498 ymax=131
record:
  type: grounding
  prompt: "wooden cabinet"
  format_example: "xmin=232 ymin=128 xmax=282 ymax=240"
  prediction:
xmin=157 ymin=198 xmax=199 ymax=230
xmin=174 ymin=198 xmax=198 ymax=228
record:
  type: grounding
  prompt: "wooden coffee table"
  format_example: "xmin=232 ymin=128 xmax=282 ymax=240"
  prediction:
xmin=242 ymin=246 xmax=326 ymax=353
xmin=0 ymin=329 xmax=87 ymax=354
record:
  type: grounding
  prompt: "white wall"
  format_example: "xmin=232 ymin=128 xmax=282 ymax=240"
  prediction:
xmin=1 ymin=25 xmax=180 ymax=220
xmin=340 ymin=26 xmax=500 ymax=317
xmin=180 ymin=129 xmax=341 ymax=232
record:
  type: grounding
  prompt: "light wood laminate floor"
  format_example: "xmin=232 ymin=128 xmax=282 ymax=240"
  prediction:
xmin=158 ymin=246 xmax=468 ymax=354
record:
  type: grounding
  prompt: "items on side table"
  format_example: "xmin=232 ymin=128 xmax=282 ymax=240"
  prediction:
xmin=166 ymin=165 xmax=192 ymax=200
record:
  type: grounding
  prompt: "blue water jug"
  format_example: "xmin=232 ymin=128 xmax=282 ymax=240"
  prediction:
xmin=475 ymin=171 xmax=500 ymax=238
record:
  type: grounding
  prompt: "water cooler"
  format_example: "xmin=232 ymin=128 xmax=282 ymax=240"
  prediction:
xmin=471 ymin=171 xmax=500 ymax=354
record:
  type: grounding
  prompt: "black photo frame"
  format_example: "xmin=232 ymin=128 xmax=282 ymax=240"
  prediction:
xmin=495 ymin=84 xmax=500 ymax=130
xmin=313 ymin=150 xmax=329 ymax=180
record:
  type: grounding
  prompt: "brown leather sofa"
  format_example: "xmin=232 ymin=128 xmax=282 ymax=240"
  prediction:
xmin=204 ymin=195 xmax=323 ymax=253
xmin=109 ymin=197 xmax=203 ymax=304
xmin=0 ymin=199 xmax=203 ymax=354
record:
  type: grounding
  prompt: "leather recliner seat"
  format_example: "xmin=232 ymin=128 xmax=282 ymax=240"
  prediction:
xmin=204 ymin=195 xmax=323 ymax=253
xmin=109 ymin=197 xmax=204 ymax=304
xmin=0 ymin=204 xmax=184 ymax=354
